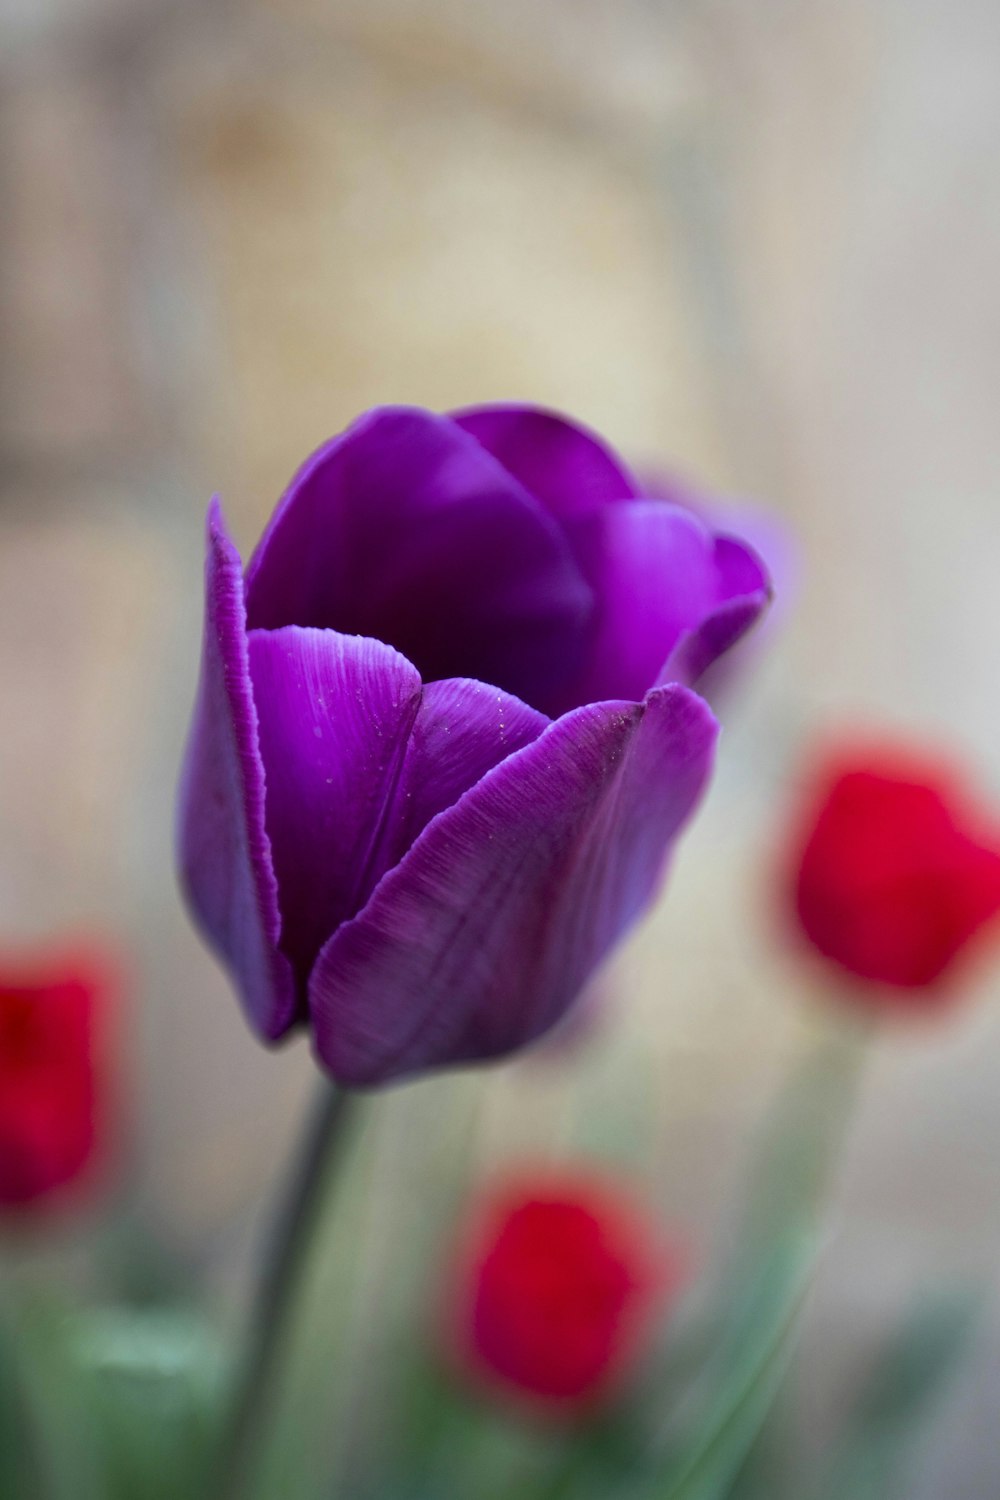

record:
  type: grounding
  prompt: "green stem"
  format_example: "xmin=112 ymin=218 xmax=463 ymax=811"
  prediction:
xmin=542 ymin=1418 xmax=636 ymax=1500
xmin=216 ymin=1083 xmax=360 ymax=1500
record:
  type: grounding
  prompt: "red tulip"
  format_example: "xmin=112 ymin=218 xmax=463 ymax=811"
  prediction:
xmin=0 ymin=948 xmax=113 ymax=1209
xmin=448 ymin=1171 xmax=681 ymax=1410
xmin=788 ymin=744 xmax=1000 ymax=1002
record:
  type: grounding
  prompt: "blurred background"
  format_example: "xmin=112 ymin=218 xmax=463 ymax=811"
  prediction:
xmin=2 ymin=0 xmax=1000 ymax=1494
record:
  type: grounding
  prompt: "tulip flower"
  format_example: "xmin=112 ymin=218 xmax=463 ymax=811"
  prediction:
xmin=788 ymin=743 xmax=1000 ymax=1000
xmin=0 ymin=948 xmax=110 ymax=1208
xmin=178 ymin=405 xmax=770 ymax=1084
xmin=448 ymin=1171 xmax=679 ymax=1408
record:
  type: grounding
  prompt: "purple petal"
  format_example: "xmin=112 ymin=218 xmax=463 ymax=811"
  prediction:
xmin=565 ymin=503 xmax=719 ymax=706
xmin=308 ymin=684 xmax=718 ymax=1086
xmin=563 ymin=504 xmax=770 ymax=708
xmin=641 ymin=469 xmax=794 ymax=616
xmin=247 ymin=628 xmax=423 ymax=988
xmin=249 ymin=633 xmax=550 ymax=986
xmin=369 ymin=678 xmax=550 ymax=883
xmin=454 ymin=411 xmax=772 ymax=705
xmin=660 ymin=534 xmax=771 ymax=687
xmin=177 ymin=500 xmax=296 ymax=1042
xmin=244 ymin=407 xmax=593 ymax=714
xmin=452 ymin=403 xmax=641 ymax=522
xmin=713 ymin=533 xmax=771 ymax=598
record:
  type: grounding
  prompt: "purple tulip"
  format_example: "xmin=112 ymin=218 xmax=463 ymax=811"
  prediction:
xmin=178 ymin=405 xmax=770 ymax=1086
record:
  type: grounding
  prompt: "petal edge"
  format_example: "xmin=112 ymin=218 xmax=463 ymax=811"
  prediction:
xmin=177 ymin=500 xmax=297 ymax=1041
xmin=308 ymin=684 xmax=718 ymax=1085
xmin=452 ymin=403 xmax=642 ymax=522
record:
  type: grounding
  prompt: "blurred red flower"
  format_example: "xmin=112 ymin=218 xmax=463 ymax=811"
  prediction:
xmin=449 ymin=1171 xmax=681 ymax=1410
xmin=0 ymin=947 xmax=114 ymax=1209
xmin=788 ymin=744 xmax=1000 ymax=1000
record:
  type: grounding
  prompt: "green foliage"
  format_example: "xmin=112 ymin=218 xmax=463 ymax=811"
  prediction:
xmin=0 ymin=1021 xmax=972 ymax=1500
xmin=0 ymin=1294 xmax=106 ymax=1500
xmin=812 ymin=1290 xmax=979 ymax=1500
xmin=650 ymin=1229 xmax=814 ymax=1500
xmin=0 ymin=1294 xmax=224 ymax=1500
xmin=637 ymin=1020 xmax=867 ymax=1500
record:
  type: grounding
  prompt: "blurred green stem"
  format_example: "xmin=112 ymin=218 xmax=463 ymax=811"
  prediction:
xmin=741 ymin=1008 xmax=872 ymax=1250
xmin=216 ymin=1083 xmax=361 ymax=1500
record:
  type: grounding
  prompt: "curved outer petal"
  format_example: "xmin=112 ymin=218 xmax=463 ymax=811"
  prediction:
xmin=451 ymin=404 xmax=642 ymax=521
xmin=660 ymin=534 xmax=771 ymax=688
xmin=308 ymin=683 xmax=719 ymax=1086
xmin=452 ymin=409 xmax=771 ymax=705
xmin=247 ymin=628 xmax=424 ymax=989
xmin=660 ymin=593 xmax=769 ymax=689
xmin=713 ymin=532 xmax=771 ymax=598
xmin=177 ymin=501 xmax=296 ymax=1041
xmin=371 ymin=677 xmax=550 ymax=882
xmin=561 ymin=505 xmax=771 ymax=708
xmin=247 ymin=630 xmax=549 ymax=988
xmin=243 ymin=407 xmax=594 ymax=713
xmin=640 ymin=471 xmax=793 ymax=624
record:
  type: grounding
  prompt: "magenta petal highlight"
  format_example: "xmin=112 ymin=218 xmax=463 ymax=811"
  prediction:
xmin=308 ymin=684 xmax=718 ymax=1086
xmin=177 ymin=500 xmax=296 ymax=1041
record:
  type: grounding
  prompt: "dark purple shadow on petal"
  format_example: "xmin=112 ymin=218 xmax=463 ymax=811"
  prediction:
xmin=176 ymin=500 xmax=297 ymax=1041
xmin=243 ymin=407 xmax=594 ymax=715
xmin=451 ymin=403 xmax=641 ymax=522
xmin=308 ymin=684 xmax=718 ymax=1086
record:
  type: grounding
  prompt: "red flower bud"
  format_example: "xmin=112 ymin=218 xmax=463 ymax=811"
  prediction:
xmin=448 ymin=1172 xmax=681 ymax=1410
xmin=788 ymin=744 xmax=1000 ymax=1002
xmin=0 ymin=947 xmax=114 ymax=1209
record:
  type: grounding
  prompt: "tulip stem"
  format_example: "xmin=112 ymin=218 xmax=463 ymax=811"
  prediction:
xmin=216 ymin=1082 xmax=360 ymax=1500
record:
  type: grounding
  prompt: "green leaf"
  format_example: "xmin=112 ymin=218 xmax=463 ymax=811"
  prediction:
xmin=0 ymin=1289 xmax=226 ymax=1500
xmin=740 ymin=1017 xmax=869 ymax=1255
xmin=638 ymin=1019 xmax=868 ymax=1500
xmin=1 ymin=1294 xmax=107 ymax=1500
xmin=0 ymin=1309 xmax=30 ymax=1499
xmin=718 ymin=1421 xmax=789 ymax=1500
xmin=72 ymin=1306 xmax=227 ymax=1500
xmin=652 ymin=1229 xmax=814 ymax=1500
xmin=814 ymin=1290 xmax=980 ymax=1500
